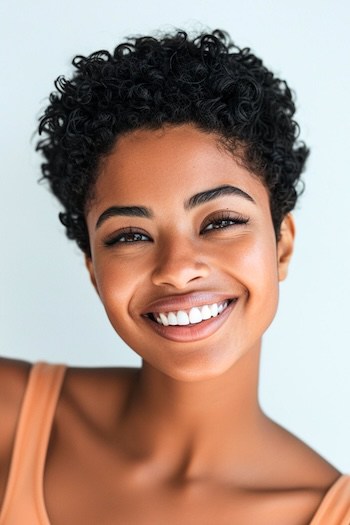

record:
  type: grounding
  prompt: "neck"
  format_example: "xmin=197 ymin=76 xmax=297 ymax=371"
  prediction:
xmin=139 ymin=342 xmax=261 ymax=423
xmin=119 ymin=342 xmax=271 ymax=481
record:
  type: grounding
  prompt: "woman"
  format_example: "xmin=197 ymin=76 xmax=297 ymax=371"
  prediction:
xmin=0 ymin=30 xmax=349 ymax=524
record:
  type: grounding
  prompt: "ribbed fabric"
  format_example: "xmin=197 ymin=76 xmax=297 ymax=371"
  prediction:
xmin=0 ymin=362 xmax=349 ymax=524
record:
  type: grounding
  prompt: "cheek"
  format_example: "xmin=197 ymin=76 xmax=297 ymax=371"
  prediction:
xmin=221 ymin=233 xmax=279 ymax=321
xmin=241 ymin=235 xmax=278 ymax=288
xmin=93 ymin=256 xmax=143 ymax=321
xmin=245 ymin=236 xmax=279 ymax=331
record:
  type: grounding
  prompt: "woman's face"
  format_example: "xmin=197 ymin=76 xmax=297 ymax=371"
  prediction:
xmin=85 ymin=124 xmax=294 ymax=381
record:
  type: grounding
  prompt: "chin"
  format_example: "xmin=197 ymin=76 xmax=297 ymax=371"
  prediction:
xmin=141 ymin=344 xmax=254 ymax=383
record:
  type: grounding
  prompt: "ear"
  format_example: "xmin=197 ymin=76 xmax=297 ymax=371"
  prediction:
xmin=277 ymin=214 xmax=295 ymax=282
xmin=85 ymin=255 xmax=99 ymax=295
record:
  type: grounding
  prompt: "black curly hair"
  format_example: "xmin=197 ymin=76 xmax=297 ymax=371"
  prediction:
xmin=37 ymin=29 xmax=308 ymax=256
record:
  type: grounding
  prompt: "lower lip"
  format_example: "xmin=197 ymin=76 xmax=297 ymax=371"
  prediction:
xmin=142 ymin=300 xmax=238 ymax=343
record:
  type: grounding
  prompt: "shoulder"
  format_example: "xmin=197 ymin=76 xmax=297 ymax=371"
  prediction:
xmin=0 ymin=360 xmax=138 ymax=454
xmin=0 ymin=358 xmax=32 ymax=507
xmin=255 ymin=416 xmax=343 ymax=521
xmin=261 ymin=416 xmax=342 ymax=488
xmin=0 ymin=357 xmax=32 ymax=455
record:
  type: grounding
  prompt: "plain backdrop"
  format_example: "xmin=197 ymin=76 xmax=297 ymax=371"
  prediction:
xmin=0 ymin=0 xmax=349 ymax=471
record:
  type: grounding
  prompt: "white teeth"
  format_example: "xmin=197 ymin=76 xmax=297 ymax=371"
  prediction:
xmin=168 ymin=312 xmax=177 ymax=325
xmin=218 ymin=302 xmax=227 ymax=314
xmin=152 ymin=300 xmax=231 ymax=327
xmin=159 ymin=313 xmax=169 ymax=326
xmin=177 ymin=311 xmax=190 ymax=325
xmin=210 ymin=303 xmax=218 ymax=317
xmin=200 ymin=305 xmax=212 ymax=320
xmin=189 ymin=307 xmax=202 ymax=324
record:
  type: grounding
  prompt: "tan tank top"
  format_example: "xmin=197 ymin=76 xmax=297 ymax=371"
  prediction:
xmin=0 ymin=362 xmax=349 ymax=524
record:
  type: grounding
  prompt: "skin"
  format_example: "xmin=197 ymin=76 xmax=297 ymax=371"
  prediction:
xmin=0 ymin=124 xmax=341 ymax=524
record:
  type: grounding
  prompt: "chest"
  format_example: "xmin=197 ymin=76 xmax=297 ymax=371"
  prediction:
xmin=44 ymin=441 xmax=322 ymax=525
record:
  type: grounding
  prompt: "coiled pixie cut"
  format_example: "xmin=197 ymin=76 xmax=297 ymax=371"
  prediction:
xmin=37 ymin=29 xmax=308 ymax=256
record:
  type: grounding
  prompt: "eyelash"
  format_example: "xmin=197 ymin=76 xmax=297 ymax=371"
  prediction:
xmin=104 ymin=228 xmax=149 ymax=247
xmin=201 ymin=212 xmax=249 ymax=232
xmin=103 ymin=213 xmax=249 ymax=247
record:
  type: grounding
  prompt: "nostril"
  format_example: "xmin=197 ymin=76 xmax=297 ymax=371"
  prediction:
xmin=151 ymin=260 xmax=210 ymax=289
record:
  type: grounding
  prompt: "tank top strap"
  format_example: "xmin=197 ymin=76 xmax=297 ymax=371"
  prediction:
xmin=310 ymin=474 xmax=350 ymax=525
xmin=0 ymin=362 xmax=67 ymax=525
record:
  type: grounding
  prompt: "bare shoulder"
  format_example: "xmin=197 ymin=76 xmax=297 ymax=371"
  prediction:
xmin=0 ymin=357 xmax=32 ymax=454
xmin=0 ymin=357 xmax=32 ymax=507
xmin=269 ymin=465 xmax=343 ymax=525
xmin=261 ymin=415 xmax=342 ymax=493
xmin=252 ymin=416 xmax=343 ymax=523
xmin=0 ymin=356 xmax=31 ymax=389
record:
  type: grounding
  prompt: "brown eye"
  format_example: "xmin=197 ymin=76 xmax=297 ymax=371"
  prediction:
xmin=119 ymin=232 xmax=149 ymax=242
xmin=204 ymin=218 xmax=236 ymax=231
xmin=104 ymin=229 xmax=151 ymax=247
xmin=201 ymin=214 xmax=249 ymax=233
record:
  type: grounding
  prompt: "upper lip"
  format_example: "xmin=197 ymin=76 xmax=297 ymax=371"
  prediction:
xmin=142 ymin=292 xmax=236 ymax=315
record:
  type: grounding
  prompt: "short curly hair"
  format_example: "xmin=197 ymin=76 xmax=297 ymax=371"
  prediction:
xmin=37 ymin=29 xmax=308 ymax=256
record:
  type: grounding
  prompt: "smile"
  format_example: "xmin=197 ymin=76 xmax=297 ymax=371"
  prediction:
xmin=142 ymin=298 xmax=237 ymax=343
xmin=151 ymin=300 xmax=230 ymax=326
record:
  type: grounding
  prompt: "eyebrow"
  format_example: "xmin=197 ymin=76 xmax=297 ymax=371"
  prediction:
xmin=96 ymin=206 xmax=153 ymax=229
xmin=95 ymin=184 xmax=255 ymax=230
xmin=184 ymin=184 xmax=255 ymax=209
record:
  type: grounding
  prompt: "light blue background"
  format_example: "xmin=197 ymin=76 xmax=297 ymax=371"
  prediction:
xmin=1 ymin=0 xmax=349 ymax=471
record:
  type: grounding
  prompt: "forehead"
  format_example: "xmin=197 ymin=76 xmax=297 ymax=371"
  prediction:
xmin=89 ymin=124 xmax=269 ymax=214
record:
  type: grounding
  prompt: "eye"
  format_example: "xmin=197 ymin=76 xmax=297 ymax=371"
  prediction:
xmin=103 ymin=228 xmax=151 ymax=247
xmin=201 ymin=212 xmax=249 ymax=234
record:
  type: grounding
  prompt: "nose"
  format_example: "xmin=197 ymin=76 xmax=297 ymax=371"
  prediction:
xmin=151 ymin=238 xmax=210 ymax=289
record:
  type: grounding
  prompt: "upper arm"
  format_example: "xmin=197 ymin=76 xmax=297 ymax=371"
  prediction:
xmin=0 ymin=358 xmax=32 ymax=507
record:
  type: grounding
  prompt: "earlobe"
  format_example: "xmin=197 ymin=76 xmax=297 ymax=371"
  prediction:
xmin=277 ymin=214 xmax=295 ymax=281
xmin=85 ymin=255 xmax=99 ymax=295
